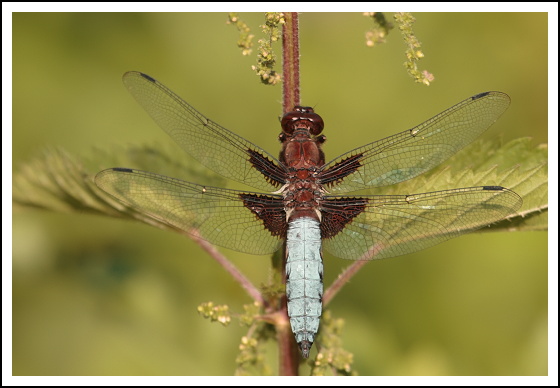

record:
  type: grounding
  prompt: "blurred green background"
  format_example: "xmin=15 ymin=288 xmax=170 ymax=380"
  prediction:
xmin=12 ymin=13 xmax=548 ymax=375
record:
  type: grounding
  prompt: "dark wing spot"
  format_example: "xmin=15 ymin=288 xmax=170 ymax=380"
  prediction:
xmin=320 ymin=153 xmax=363 ymax=187
xmin=472 ymin=91 xmax=490 ymax=100
xmin=247 ymin=149 xmax=286 ymax=188
xmin=482 ymin=185 xmax=505 ymax=191
xmin=139 ymin=73 xmax=156 ymax=83
xmin=320 ymin=197 xmax=369 ymax=239
xmin=240 ymin=193 xmax=288 ymax=238
xmin=112 ymin=167 xmax=134 ymax=173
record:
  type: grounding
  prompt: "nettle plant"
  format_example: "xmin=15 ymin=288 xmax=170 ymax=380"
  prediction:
xmin=13 ymin=13 xmax=547 ymax=376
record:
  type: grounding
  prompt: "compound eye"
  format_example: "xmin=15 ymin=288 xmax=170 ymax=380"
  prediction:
xmin=281 ymin=106 xmax=325 ymax=135
xmin=281 ymin=111 xmax=300 ymax=135
xmin=308 ymin=115 xmax=324 ymax=135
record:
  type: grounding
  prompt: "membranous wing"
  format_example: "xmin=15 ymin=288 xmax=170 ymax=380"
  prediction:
xmin=122 ymin=72 xmax=287 ymax=192
xmin=321 ymin=186 xmax=522 ymax=260
xmin=320 ymin=92 xmax=511 ymax=193
xmin=95 ymin=168 xmax=285 ymax=255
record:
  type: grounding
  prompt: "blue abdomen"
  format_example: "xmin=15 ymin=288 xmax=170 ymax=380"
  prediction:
xmin=286 ymin=216 xmax=323 ymax=358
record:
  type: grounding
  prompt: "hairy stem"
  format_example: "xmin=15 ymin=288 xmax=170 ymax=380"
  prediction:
xmin=274 ymin=308 xmax=300 ymax=375
xmin=323 ymin=261 xmax=369 ymax=307
xmin=185 ymin=229 xmax=265 ymax=306
xmin=282 ymin=12 xmax=300 ymax=113
xmin=278 ymin=11 xmax=301 ymax=376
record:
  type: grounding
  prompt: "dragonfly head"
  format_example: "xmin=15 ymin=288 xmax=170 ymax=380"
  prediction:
xmin=281 ymin=106 xmax=325 ymax=136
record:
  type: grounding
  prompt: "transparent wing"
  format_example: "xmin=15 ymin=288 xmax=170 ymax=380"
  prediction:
xmin=320 ymin=92 xmax=511 ymax=193
xmin=321 ymin=186 xmax=522 ymax=260
xmin=95 ymin=167 xmax=285 ymax=255
xmin=122 ymin=72 xmax=287 ymax=192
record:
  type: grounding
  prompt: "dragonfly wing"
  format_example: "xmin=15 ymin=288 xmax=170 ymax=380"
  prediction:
xmin=95 ymin=168 xmax=285 ymax=255
xmin=321 ymin=186 xmax=522 ymax=260
xmin=320 ymin=92 xmax=511 ymax=192
xmin=122 ymin=72 xmax=287 ymax=192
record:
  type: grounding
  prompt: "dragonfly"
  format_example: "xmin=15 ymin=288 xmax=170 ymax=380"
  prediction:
xmin=95 ymin=72 xmax=522 ymax=359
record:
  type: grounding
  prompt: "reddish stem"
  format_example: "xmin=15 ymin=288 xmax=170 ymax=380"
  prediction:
xmin=278 ymin=11 xmax=301 ymax=376
xmin=323 ymin=260 xmax=369 ymax=307
xmin=282 ymin=12 xmax=300 ymax=113
xmin=183 ymin=229 xmax=265 ymax=306
xmin=275 ymin=307 xmax=300 ymax=375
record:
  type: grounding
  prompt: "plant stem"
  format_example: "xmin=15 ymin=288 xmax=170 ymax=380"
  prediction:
xmin=274 ymin=308 xmax=300 ymax=375
xmin=323 ymin=260 xmax=369 ymax=307
xmin=282 ymin=12 xmax=300 ymax=113
xmin=278 ymin=11 xmax=301 ymax=376
xmin=183 ymin=229 xmax=265 ymax=306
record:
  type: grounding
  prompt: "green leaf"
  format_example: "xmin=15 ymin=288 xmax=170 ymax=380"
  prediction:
xmin=13 ymin=137 xmax=547 ymax=234
xmin=368 ymin=137 xmax=548 ymax=232
xmin=13 ymin=147 xmax=106 ymax=214
xmin=13 ymin=143 xmax=228 ymax=233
